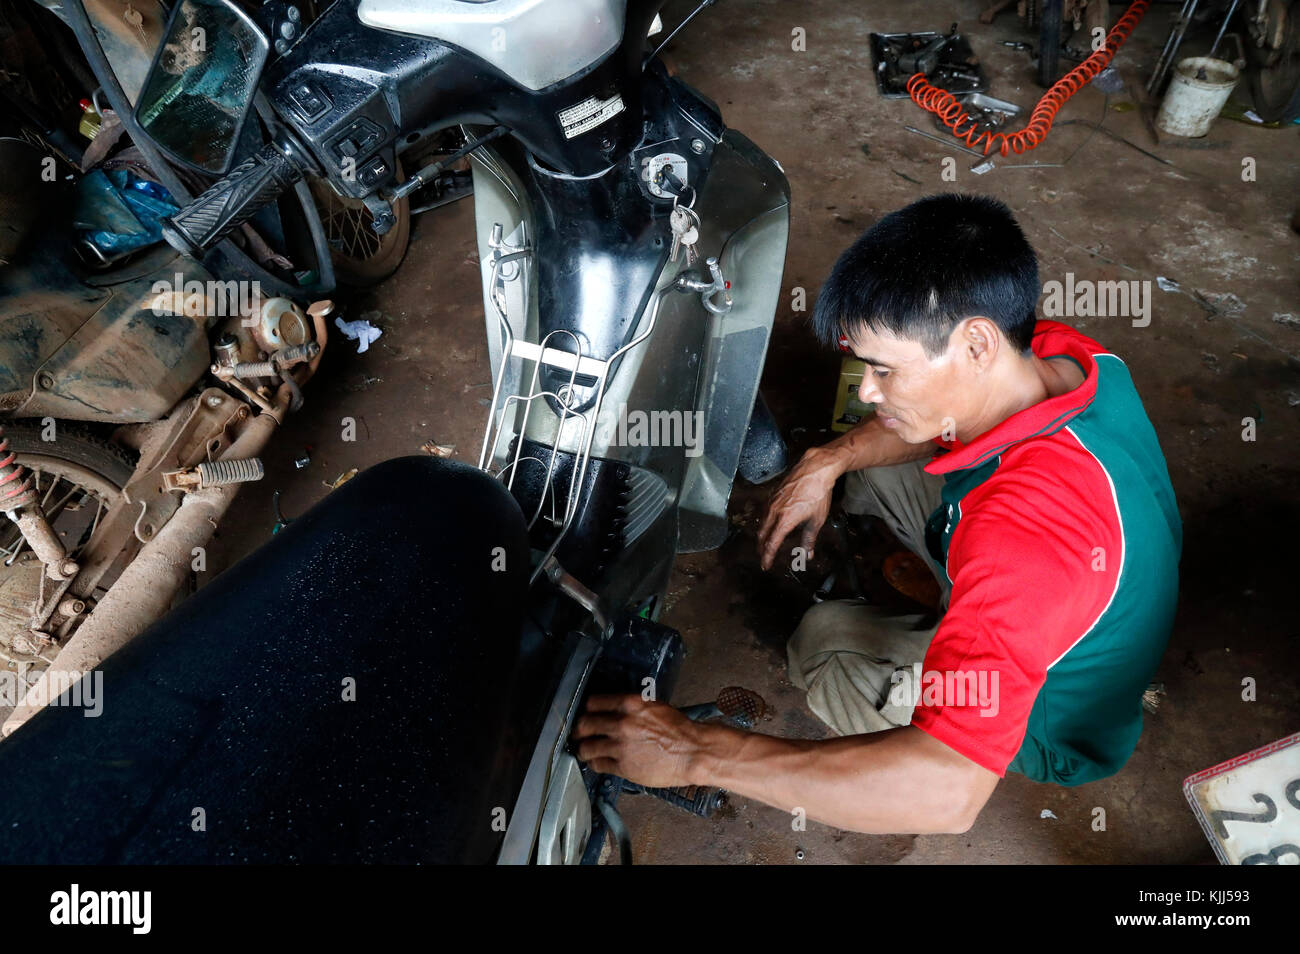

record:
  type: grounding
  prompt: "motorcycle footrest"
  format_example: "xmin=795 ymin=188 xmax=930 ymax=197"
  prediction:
xmin=621 ymin=782 xmax=727 ymax=817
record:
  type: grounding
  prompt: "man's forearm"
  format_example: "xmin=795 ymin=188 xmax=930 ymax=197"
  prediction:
xmin=684 ymin=723 xmax=996 ymax=835
xmin=820 ymin=415 xmax=932 ymax=476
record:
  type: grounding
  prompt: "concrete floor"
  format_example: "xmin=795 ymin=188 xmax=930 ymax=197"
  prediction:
xmin=213 ymin=0 xmax=1300 ymax=863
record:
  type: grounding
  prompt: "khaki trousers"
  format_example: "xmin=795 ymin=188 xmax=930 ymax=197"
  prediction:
xmin=786 ymin=460 xmax=950 ymax=736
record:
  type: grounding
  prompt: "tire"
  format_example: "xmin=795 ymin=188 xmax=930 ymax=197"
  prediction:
xmin=0 ymin=420 xmax=133 ymax=562
xmin=1 ymin=421 xmax=135 ymax=493
xmin=1038 ymin=0 xmax=1065 ymax=87
xmin=1247 ymin=0 xmax=1300 ymax=122
xmin=0 ymin=421 xmax=134 ymax=693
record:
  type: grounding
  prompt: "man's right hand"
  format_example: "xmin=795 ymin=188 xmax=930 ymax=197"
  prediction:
xmin=757 ymin=446 xmax=845 ymax=571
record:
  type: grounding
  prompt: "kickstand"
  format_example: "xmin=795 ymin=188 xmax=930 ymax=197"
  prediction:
xmin=823 ymin=511 xmax=865 ymax=601
xmin=595 ymin=794 xmax=633 ymax=864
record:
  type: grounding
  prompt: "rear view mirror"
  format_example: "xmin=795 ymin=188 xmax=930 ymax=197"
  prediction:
xmin=133 ymin=0 xmax=268 ymax=175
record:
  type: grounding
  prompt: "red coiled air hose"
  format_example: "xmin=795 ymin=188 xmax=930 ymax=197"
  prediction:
xmin=907 ymin=0 xmax=1150 ymax=156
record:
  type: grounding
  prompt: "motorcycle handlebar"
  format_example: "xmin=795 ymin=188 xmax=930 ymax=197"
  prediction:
xmin=161 ymin=142 xmax=305 ymax=257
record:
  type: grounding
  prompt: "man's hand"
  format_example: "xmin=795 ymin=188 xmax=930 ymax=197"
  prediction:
xmin=573 ymin=695 xmax=702 ymax=788
xmin=757 ymin=446 xmax=844 ymax=570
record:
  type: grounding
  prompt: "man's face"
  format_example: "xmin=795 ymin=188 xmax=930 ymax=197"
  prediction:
xmin=847 ymin=324 xmax=971 ymax=444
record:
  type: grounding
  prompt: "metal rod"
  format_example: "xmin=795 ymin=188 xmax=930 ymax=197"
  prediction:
xmin=647 ymin=0 xmax=716 ymax=65
xmin=386 ymin=126 xmax=508 ymax=202
xmin=595 ymin=796 xmax=633 ymax=864
xmin=1208 ymin=0 xmax=1241 ymax=60
xmin=902 ymin=124 xmax=987 ymax=157
xmin=1147 ymin=0 xmax=1200 ymax=93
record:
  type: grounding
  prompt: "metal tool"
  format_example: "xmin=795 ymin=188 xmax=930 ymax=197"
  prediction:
xmin=903 ymin=124 xmax=987 ymax=157
xmin=648 ymin=0 xmax=718 ymax=64
xmin=898 ymin=34 xmax=950 ymax=74
xmin=1208 ymin=0 xmax=1241 ymax=60
xmin=1147 ymin=0 xmax=1200 ymax=93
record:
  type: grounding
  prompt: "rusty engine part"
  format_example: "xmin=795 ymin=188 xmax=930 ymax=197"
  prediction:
xmin=64 ymin=301 xmax=331 ymax=592
xmin=209 ymin=311 xmax=321 ymax=415
xmin=3 ymin=300 xmax=334 ymax=737
xmin=254 ymin=297 xmax=313 ymax=352
xmin=213 ymin=334 xmax=241 ymax=368
xmin=226 ymin=342 xmax=321 ymax=380
xmin=0 ymin=297 xmax=329 ymax=694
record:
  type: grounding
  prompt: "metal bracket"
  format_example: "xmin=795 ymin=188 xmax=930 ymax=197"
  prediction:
xmin=674 ymin=256 xmax=732 ymax=315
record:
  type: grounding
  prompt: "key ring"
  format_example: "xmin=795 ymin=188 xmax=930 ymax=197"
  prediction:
xmin=671 ymin=184 xmax=698 ymax=211
xmin=671 ymin=204 xmax=701 ymax=231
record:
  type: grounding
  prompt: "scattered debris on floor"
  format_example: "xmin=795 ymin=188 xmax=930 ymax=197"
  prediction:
xmin=334 ymin=315 xmax=384 ymax=353
xmin=325 ymin=468 xmax=358 ymax=490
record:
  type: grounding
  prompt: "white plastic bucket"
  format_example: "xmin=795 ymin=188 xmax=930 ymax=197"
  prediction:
xmin=1156 ymin=57 xmax=1241 ymax=137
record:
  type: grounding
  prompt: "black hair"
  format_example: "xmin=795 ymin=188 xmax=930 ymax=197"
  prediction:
xmin=811 ymin=193 xmax=1039 ymax=357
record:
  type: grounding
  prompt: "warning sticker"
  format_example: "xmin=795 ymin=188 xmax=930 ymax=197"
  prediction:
xmin=557 ymin=93 xmax=626 ymax=140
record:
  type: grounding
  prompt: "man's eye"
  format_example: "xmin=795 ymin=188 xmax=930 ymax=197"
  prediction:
xmin=872 ymin=367 xmax=890 ymax=378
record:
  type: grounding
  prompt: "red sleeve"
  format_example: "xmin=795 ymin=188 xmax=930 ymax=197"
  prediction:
xmin=909 ymin=448 xmax=1122 ymax=775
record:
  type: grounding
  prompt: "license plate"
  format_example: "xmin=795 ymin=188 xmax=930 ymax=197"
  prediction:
xmin=1184 ymin=732 xmax=1300 ymax=865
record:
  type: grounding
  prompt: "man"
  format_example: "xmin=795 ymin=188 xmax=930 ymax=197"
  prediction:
xmin=573 ymin=194 xmax=1181 ymax=834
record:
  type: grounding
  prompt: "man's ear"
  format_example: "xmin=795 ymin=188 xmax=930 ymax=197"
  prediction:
xmin=957 ymin=317 xmax=1001 ymax=372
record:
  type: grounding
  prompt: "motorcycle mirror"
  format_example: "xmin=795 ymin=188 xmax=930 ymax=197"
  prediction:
xmin=133 ymin=0 xmax=269 ymax=175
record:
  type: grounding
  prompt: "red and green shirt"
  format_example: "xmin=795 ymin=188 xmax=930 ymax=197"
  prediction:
xmin=909 ymin=320 xmax=1181 ymax=785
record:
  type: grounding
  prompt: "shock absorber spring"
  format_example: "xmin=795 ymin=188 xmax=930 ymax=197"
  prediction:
xmin=907 ymin=0 xmax=1151 ymax=156
xmin=0 ymin=425 xmax=36 ymax=513
xmin=0 ymin=424 xmax=76 ymax=579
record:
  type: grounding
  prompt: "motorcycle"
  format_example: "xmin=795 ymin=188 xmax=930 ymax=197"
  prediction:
xmin=0 ymin=128 xmax=333 ymax=731
xmin=0 ymin=0 xmax=791 ymax=864
xmin=0 ymin=0 xmax=466 ymax=732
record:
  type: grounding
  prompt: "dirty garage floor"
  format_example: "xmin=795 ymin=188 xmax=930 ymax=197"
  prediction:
xmin=212 ymin=0 xmax=1300 ymax=864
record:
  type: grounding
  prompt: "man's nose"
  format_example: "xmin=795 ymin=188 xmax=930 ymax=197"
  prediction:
xmin=859 ymin=376 xmax=883 ymax=405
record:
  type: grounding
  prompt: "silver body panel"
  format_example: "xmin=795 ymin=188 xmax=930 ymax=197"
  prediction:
xmin=472 ymin=130 xmax=789 ymax=599
xmin=355 ymin=0 xmax=627 ymax=91
xmin=475 ymin=96 xmax=789 ymax=864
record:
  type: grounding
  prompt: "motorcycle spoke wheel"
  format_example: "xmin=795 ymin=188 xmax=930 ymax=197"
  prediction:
xmin=0 ymin=456 xmax=122 ymax=701
xmin=307 ymin=166 xmax=412 ymax=287
xmin=0 ymin=461 xmax=118 ymax=567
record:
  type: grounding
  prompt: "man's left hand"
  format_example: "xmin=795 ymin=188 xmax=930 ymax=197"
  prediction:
xmin=572 ymin=695 xmax=703 ymax=788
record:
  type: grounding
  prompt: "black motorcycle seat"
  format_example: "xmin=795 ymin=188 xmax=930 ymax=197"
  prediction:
xmin=0 ymin=455 xmax=552 ymax=863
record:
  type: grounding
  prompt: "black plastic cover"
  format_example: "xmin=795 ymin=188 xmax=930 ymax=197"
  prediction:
xmin=0 ymin=456 xmax=556 ymax=863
